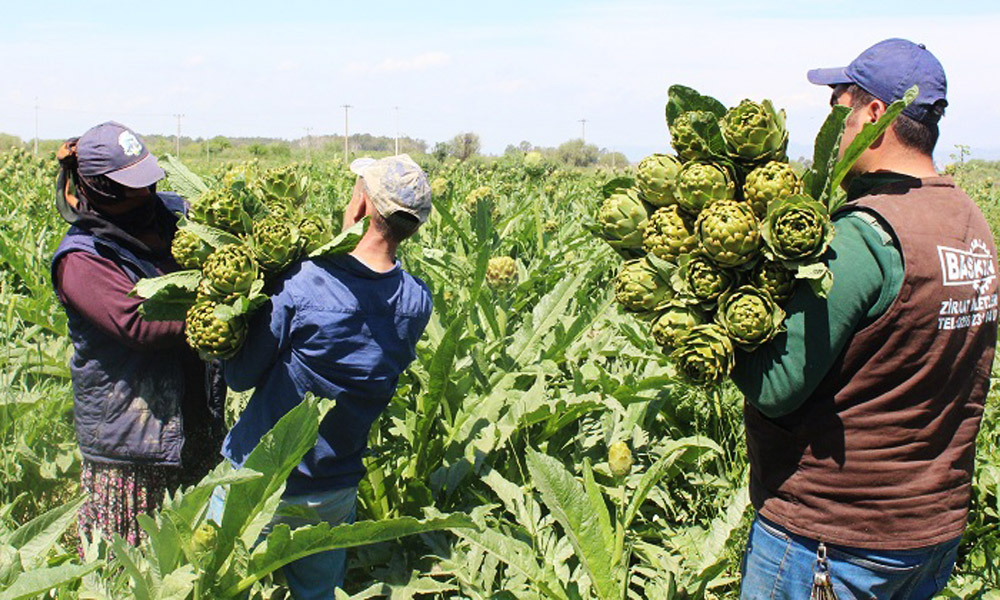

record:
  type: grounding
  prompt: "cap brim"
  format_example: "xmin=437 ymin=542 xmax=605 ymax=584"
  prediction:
xmin=807 ymin=67 xmax=853 ymax=86
xmin=104 ymin=153 xmax=165 ymax=187
xmin=349 ymin=157 xmax=376 ymax=176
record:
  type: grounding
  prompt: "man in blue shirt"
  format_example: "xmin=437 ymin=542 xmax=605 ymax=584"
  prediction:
xmin=216 ymin=154 xmax=433 ymax=598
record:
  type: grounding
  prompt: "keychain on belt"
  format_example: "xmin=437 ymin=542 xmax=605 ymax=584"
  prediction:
xmin=810 ymin=542 xmax=840 ymax=600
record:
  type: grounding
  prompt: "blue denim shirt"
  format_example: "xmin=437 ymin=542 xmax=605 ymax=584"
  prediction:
xmin=223 ymin=253 xmax=432 ymax=495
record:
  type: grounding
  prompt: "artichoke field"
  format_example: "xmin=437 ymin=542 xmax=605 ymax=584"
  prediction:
xmin=595 ymin=85 xmax=835 ymax=388
xmin=132 ymin=163 xmax=354 ymax=360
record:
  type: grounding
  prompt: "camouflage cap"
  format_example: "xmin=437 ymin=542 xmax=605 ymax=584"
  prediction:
xmin=350 ymin=154 xmax=432 ymax=224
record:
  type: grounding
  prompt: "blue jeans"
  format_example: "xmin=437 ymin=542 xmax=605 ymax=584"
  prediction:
xmin=740 ymin=514 xmax=960 ymax=599
xmin=207 ymin=485 xmax=358 ymax=599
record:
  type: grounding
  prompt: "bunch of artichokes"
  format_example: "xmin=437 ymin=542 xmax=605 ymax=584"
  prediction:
xmin=594 ymin=86 xmax=836 ymax=389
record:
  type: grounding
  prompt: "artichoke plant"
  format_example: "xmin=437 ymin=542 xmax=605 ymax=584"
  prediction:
xmin=189 ymin=189 xmax=249 ymax=234
xmin=651 ymin=301 xmax=705 ymax=351
xmin=715 ymin=285 xmax=786 ymax=351
xmin=695 ymin=200 xmax=761 ymax=268
xmin=676 ymin=161 xmax=736 ymax=216
xmin=523 ymin=151 xmax=546 ymax=177
xmin=760 ymin=194 xmax=835 ymax=264
xmin=643 ymin=205 xmax=697 ymax=263
xmin=614 ymin=258 xmax=672 ymax=313
xmin=721 ymin=99 xmax=788 ymax=164
xmin=669 ymin=111 xmax=714 ymax=161
xmin=486 ymin=256 xmax=518 ymax=288
xmin=199 ymin=244 xmax=260 ymax=301
xmin=669 ymin=324 xmax=734 ymax=387
xmin=299 ymin=214 xmax=333 ymax=255
xmin=597 ymin=188 xmax=650 ymax=258
xmin=672 ymin=254 xmax=736 ymax=307
xmin=752 ymin=260 xmax=797 ymax=305
xmin=636 ymin=154 xmax=682 ymax=207
xmin=185 ymin=300 xmax=247 ymax=360
xmin=171 ymin=230 xmax=213 ymax=270
xmin=743 ymin=161 xmax=803 ymax=219
xmin=252 ymin=217 xmax=302 ymax=272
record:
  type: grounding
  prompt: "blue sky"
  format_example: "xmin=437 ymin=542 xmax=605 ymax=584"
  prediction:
xmin=2 ymin=1 xmax=998 ymax=163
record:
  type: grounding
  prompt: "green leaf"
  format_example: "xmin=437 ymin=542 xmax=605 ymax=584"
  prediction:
xmin=623 ymin=437 xmax=720 ymax=529
xmin=161 ymin=154 xmax=208 ymax=199
xmin=111 ymin=536 xmax=155 ymax=600
xmin=684 ymin=111 xmax=727 ymax=157
xmin=223 ymin=513 xmax=476 ymax=596
xmin=800 ymin=264 xmax=834 ymax=298
xmin=581 ymin=459 xmax=616 ymax=560
xmin=454 ymin=525 xmax=571 ymax=600
xmin=601 ymin=177 xmax=636 ymax=199
xmin=308 ymin=217 xmax=367 ymax=257
xmin=526 ymin=449 xmax=621 ymax=600
xmin=830 ymin=85 xmax=918 ymax=207
xmin=807 ymin=105 xmax=851 ymax=204
xmin=131 ymin=270 xmax=201 ymax=321
xmin=665 ymin=85 xmax=727 ymax=125
xmin=6 ymin=497 xmax=85 ymax=570
xmin=0 ymin=562 xmax=102 ymax=600
xmin=176 ymin=215 xmax=243 ymax=249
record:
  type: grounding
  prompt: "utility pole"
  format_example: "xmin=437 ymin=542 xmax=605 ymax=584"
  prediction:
xmin=33 ymin=98 xmax=39 ymax=155
xmin=393 ymin=106 xmax=400 ymax=155
xmin=578 ymin=119 xmax=587 ymax=143
xmin=173 ymin=114 xmax=184 ymax=157
xmin=342 ymin=105 xmax=352 ymax=164
xmin=304 ymin=127 xmax=313 ymax=161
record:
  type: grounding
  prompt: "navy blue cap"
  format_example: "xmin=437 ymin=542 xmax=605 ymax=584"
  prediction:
xmin=76 ymin=121 xmax=165 ymax=187
xmin=807 ymin=38 xmax=947 ymax=124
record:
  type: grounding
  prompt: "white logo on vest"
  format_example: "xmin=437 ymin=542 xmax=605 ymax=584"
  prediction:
xmin=937 ymin=239 xmax=998 ymax=330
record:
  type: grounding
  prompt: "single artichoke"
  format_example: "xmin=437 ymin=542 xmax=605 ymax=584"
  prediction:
xmin=669 ymin=324 xmax=734 ymax=387
xmin=608 ymin=441 xmax=633 ymax=478
xmin=614 ymin=258 xmax=672 ymax=313
xmin=672 ymin=254 xmax=736 ymax=307
xmin=523 ymin=151 xmax=546 ymax=177
xmin=464 ymin=186 xmax=498 ymax=217
xmin=597 ymin=188 xmax=650 ymax=258
xmin=651 ymin=301 xmax=705 ymax=351
xmin=676 ymin=161 xmax=736 ymax=216
xmin=543 ymin=219 xmax=559 ymax=234
xmin=185 ymin=300 xmax=247 ymax=360
xmin=431 ymin=177 xmax=450 ymax=198
xmin=636 ymin=154 xmax=682 ymax=207
xmin=743 ymin=161 xmax=803 ymax=219
xmin=486 ymin=256 xmax=518 ymax=288
xmin=752 ymin=260 xmax=797 ymax=304
xmin=643 ymin=205 xmax=697 ymax=263
xmin=199 ymin=244 xmax=260 ymax=301
xmin=259 ymin=165 xmax=308 ymax=204
xmin=669 ymin=111 xmax=714 ymax=161
xmin=299 ymin=214 xmax=333 ymax=255
xmin=695 ymin=200 xmax=761 ymax=268
xmin=189 ymin=189 xmax=249 ymax=234
xmin=171 ymin=230 xmax=213 ymax=270
xmin=721 ymin=99 xmax=788 ymax=164
xmin=715 ymin=285 xmax=786 ymax=351
xmin=252 ymin=216 xmax=302 ymax=272
xmin=760 ymin=194 xmax=835 ymax=264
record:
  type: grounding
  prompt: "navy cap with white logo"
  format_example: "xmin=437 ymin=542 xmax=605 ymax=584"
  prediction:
xmin=76 ymin=121 xmax=165 ymax=187
xmin=807 ymin=38 xmax=948 ymax=124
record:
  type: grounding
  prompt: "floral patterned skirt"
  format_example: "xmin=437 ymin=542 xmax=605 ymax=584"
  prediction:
xmin=77 ymin=459 xmax=179 ymax=547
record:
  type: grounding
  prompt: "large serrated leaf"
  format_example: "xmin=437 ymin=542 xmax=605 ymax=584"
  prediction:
xmin=602 ymin=177 xmax=636 ymax=199
xmin=807 ymin=105 xmax=851 ymax=205
xmin=665 ymin=85 xmax=727 ymax=126
xmin=7 ymin=497 xmax=85 ymax=570
xmin=307 ymin=217 xmax=367 ymax=257
xmin=454 ymin=524 xmax=571 ymax=600
xmin=0 ymin=562 xmax=102 ymax=600
xmin=161 ymin=155 xmax=208 ymax=199
xmin=685 ymin=110 xmax=728 ymax=157
xmin=176 ymin=215 xmax=242 ymax=249
xmin=131 ymin=270 xmax=201 ymax=322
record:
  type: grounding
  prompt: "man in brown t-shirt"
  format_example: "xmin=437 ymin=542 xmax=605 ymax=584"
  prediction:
xmin=734 ymin=39 xmax=998 ymax=599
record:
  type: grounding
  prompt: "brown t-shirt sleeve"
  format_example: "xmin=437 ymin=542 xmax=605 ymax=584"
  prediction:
xmin=55 ymin=251 xmax=186 ymax=350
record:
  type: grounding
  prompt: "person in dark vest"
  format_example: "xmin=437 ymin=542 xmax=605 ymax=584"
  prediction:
xmin=732 ymin=39 xmax=998 ymax=599
xmin=50 ymin=122 xmax=225 ymax=547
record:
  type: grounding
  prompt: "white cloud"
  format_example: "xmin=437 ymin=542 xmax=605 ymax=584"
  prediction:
xmin=346 ymin=51 xmax=451 ymax=75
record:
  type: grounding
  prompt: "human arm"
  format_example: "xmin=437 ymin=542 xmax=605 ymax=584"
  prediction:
xmin=222 ymin=282 xmax=295 ymax=392
xmin=54 ymin=251 xmax=185 ymax=350
xmin=730 ymin=213 xmax=903 ymax=417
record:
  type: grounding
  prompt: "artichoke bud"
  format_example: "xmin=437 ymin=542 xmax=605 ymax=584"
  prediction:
xmin=761 ymin=194 xmax=835 ymax=263
xmin=597 ymin=188 xmax=650 ymax=258
xmin=721 ymin=99 xmax=789 ymax=165
xmin=464 ymin=186 xmax=498 ymax=217
xmin=676 ymin=161 xmax=736 ymax=217
xmin=189 ymin=189 xmax=250 ymax=234
xmin=299 ymin=214 xmax=333 ymax=255
xmin=695 ymin=200 xmax=761 ymax=268
xmin=669 ymin=111 xmax=714 ymax=161
xmin=643 ymin=205 xmax=697 ymax=263
xmin=252 ymin=217 xmax=303 ymax=272
xmin=430 ymin=177 xmax=451 ymax=198
xmin=543 ymin=219 xmax=559 ymax=234
xmin=200 ymin=244 xmax=260 ymax=300
xmin=715 ymin=285 xmax=786 ymax=351
xmin=674 ymin=255 xmax=736 ymax=307
xmin=636 ymin=154 xmax=682 ymax=207
xmin=743 ymin=161 xmax=803 ymax=219
xmin=259 ymin=166 xmax=308 ymax=204
xmin=486 ymin=256 xmax=518 ymax=289
xmin=185 ymin=300 xmax=248 ymax=360
xmin=608 ymin=441 xmax=633 ymax=478
xmin=669 ymin=324 xmax=734 ymax=387
xmin=614 ymin=257 xmax=672 ymax=313
xmin=171 ymin=230 xmax=213 ymax=270
xmin=752 ymin=260 xmax=797 ymax=304
xmin=523 ymin=151 xmax=546 ymax=177
xmin=191 ymin=521 xmax=219 ymax=558
xmin=651 ymin=302 xmax=705 ymax=351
